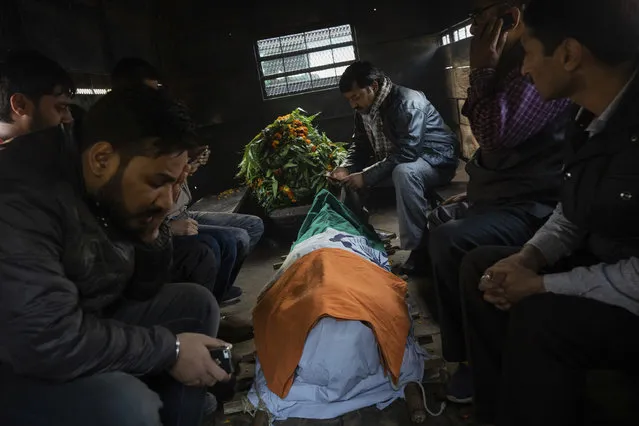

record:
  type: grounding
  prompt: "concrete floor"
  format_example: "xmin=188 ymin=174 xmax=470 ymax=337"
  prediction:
xmin=215 ymin=206 xmax=477 ymax=426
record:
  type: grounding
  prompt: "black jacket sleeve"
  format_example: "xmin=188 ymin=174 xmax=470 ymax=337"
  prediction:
xmin=0 ymin=191 xmax=177 ymax=381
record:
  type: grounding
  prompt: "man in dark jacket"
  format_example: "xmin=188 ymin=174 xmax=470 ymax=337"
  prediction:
xmin=331 ymin=61 xmax=459 ymax=261
xmin=0 ymin=87 xmax=230 ymax=426
xmin=459 ymin=0 xmax=639 ymax=424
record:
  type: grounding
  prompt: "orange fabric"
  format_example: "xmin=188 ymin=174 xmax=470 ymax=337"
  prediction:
xmin=253 ymin=248 xmax=410 ymax=398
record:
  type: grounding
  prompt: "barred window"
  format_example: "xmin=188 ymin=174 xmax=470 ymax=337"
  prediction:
xmin=256 ymin=24 xmax=358 ymax=99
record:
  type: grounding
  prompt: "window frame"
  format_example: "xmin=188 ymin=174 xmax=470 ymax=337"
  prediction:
xmin=440 ymin=20 xmax=472 ymax=47
xmin=254 ymin=24 xmax=360 ymax=100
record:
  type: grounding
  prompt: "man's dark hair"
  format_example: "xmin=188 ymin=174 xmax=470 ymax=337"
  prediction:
xmin=524 ymin=0 xmax=639 ymax=65
xmin=0 ymin=50 xmax=75 ymax=123
xmin=82 ymin=86 xmax=199 ymax=159
xmin=111 ymin=57 xmax=160 ymax=89
xmin=339 ymin=61 xmax=386 ymax=93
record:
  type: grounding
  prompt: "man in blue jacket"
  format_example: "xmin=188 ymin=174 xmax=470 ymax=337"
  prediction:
xmin=330 ymin=61 xmax=459 ymax=268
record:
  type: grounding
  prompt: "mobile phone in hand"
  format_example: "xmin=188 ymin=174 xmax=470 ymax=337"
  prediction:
xmin=210 ymin=346 xmax=234 ymax=374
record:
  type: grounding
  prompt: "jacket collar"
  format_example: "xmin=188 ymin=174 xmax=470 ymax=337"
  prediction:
xmin=568 ymin=68 xmax=639 ymax=162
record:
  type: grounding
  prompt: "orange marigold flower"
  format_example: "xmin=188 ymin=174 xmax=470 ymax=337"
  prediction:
xmin=311 ymin=145 xmax=317 ymax=152
xmin=305 ymin=139 xmax=311 ymax=144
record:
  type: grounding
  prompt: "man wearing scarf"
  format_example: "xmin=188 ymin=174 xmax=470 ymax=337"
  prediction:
xmin=331 ymin=61 xmax=459 ymax=268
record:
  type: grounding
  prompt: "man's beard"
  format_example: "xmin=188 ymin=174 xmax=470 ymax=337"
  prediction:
xmin=94 ymin=167 xmax=165 ymax=242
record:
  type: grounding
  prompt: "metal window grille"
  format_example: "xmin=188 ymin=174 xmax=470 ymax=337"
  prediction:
xmin=255 ymin=24 xmax=358 ymax=99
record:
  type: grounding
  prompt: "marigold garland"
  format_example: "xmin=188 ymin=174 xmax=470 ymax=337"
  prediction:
xmin=237 ymin=108 xmax=347 ymax=211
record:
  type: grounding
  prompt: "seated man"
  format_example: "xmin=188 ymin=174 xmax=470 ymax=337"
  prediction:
xmin=459 ymin=1 xmax=639 ymax=424
xmin=426 ymin=0 xmax=572 ymax=403
xmin=0 ymin=50 xmax=73 ymax=143
xmin=0 ymin=86 xmax=230 ymax=426
xmin=113 ymin=56 xmax=264 ymax=266
xmin=169 ymin=149 xmax=243 ymax=305
xmin=329 ymin=61 xmax=459 ymax=264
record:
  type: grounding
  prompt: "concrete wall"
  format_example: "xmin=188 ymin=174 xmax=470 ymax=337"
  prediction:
xmin=440 ymin=37 xmax=479 ymax=160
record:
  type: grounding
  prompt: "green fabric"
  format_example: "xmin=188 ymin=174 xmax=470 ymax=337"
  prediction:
xmin=294 ymin=189 xmax=385 ymax=252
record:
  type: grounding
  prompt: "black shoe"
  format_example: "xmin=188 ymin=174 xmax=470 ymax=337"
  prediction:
xmin=218 ymin=315 xmax=254 ymax=343
xmin=401 ymin=249 xmax=430 ymax=276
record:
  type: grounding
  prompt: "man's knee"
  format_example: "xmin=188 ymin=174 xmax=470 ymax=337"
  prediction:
xmin=392 ymin=162 xmax=421 ymax=187
xmin=235 ymin=229 xmax=251 ymax=258
xmin=162 ymin=283 xmax=220 ymax=333
xmin=88 ymin=372 xmax=162 ymax=426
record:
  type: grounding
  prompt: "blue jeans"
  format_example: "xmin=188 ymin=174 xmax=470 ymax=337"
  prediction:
xmin=196 ymin=231 xmax=238 ymax=301
xmin=342 ymin=159 xmax=456 ymax=250
xmin=188 ymin=212 xmax=264 ymax=257
xmin=0 ymin=283 xmax=220 ymax=426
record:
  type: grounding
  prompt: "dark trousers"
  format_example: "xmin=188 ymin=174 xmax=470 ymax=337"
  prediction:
xmin=460 ymin=246 xmax=639 ymax=425
xmin=0 ymin=283 xmax=221 ymax=426
xmin=427 ymin=205 xmax=545 ymax=362
xmin=197 ymin=228 xmax=240 ymax=301
xmin=171 ymin=236 xmax=218 ymax=293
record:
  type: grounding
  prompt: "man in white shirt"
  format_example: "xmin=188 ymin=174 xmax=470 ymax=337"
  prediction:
xmin=458 ymin=0 xmax=639 ymax=424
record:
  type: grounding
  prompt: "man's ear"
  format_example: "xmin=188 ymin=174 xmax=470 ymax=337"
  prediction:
xmin=370 ymin=80 xmax=379 ymax=93
xmin=561 ymin=38 xmax=583 ymax=72
xmin=85 ymin=141 xmax=121 ymax=178
xmin=9 ymin=93 xmax=33 ymax=117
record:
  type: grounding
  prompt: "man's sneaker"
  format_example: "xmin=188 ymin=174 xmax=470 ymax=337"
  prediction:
xmin=446 ymin=363 xmax=474 ymax=404
xmin=220 ymin=286 xmax=242 ymax=307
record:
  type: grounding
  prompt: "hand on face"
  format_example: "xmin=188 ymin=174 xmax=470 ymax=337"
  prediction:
xmin=470 ymin=17 xmax=509 ymax=70
xmin=479 ymin=254 xmax=545 ymax=310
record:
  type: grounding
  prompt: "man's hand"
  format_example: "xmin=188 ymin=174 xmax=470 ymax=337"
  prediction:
xmin=341 ymin=172 xmax=365 ymax=190
xmin=169 ymin=333 xmax=232 ymax=387
xmin=329 ymin=167 xmax=350 ymax=182
xmin=442 ymin=192 xmax=467 ymax=206
xmin=480 ymin=259 xmax=545 ymax=308
xmin=170 ymin=219 xmax=199 ymax=236
xmin=470 ymin=17 xmax=508 ymax=70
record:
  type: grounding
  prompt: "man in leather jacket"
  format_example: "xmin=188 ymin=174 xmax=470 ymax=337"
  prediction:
xmin=330 ymin=61 xmax=459 ymax=265
xmin=0 ymin=86 xmax=230 ymax=426
xmin=459 ymin=0 xmax=639 ymax=424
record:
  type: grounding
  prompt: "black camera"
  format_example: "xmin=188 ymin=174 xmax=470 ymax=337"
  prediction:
xmin=210 ymin=346 xmax=234 ymax=374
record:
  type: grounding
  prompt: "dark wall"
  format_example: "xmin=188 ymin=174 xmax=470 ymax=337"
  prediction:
xmin=0 ymin=0 xmax=471 ymax=199
xmin=155 ymin=0 xmax=471 ymax=199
